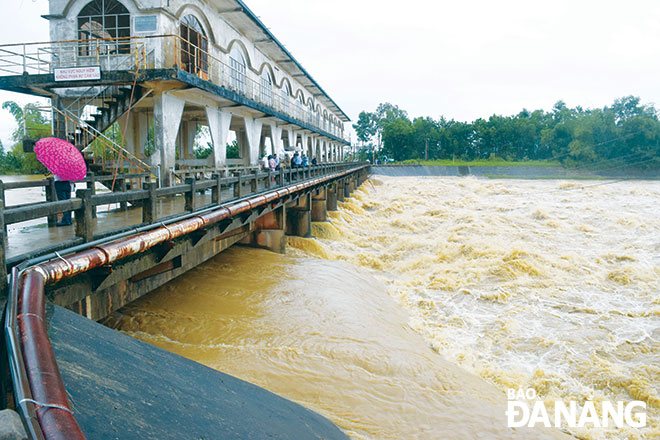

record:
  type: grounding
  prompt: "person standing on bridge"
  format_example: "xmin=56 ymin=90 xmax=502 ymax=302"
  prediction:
xmin=54 ymin=174 xmax=73 ymax=226
xmin=268 ymin=155 xmax=277 ymax=173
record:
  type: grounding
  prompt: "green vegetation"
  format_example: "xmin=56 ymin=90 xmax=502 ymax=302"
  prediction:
xmin=399 ymin=158 xmax=561 ymax=167
xmin=0 ymin=101 xmax=49 ymax=174
xmin=354 ymin=97 xmax=660 ymax=170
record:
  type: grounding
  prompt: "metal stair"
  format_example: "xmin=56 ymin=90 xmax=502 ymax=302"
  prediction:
xmin=50 ymin=83 xmax=152 ymax=181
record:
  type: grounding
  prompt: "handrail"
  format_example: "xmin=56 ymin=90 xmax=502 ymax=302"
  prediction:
xmin=0 ymin=35 xmax=348 ymax=143
xmin=0 ymin=163 xmax=366 ymax=267
xmin=4 ymin=163 xmax=369 ymax=440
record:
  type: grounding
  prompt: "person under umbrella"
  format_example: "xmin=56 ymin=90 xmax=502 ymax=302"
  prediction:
xmin=34 ymin=137 xmax=87 ymax=227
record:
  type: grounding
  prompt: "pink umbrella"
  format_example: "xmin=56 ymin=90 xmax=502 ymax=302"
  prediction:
xmin=34 ymin=137 xmax=87 ymax=181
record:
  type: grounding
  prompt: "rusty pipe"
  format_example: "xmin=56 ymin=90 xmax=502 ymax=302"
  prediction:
xmin=16 ymin=269 xmax=86 ymax=440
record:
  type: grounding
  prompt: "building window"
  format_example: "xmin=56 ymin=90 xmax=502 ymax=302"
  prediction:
xmin=180 ymin=15 xmax=208 ymax=79
xmin=77 ymin=0 xmax=131 ymax=55
xmin=260 ymin=70 xmax=273 ymax=107
xmin=229 ymin=46 xmax=247 ymax=94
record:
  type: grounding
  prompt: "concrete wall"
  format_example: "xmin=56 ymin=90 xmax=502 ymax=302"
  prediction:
xmin=371 ymin=165 xmax=660 ymax=179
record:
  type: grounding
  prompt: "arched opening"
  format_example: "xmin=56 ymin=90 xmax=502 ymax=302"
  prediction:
xmin=297 ymin=93 xmax=305 ymax=120
xmin=180 ymin=15 xmax=209 ymax=79
xmin=77 ymin=0 xmax=130 ymax=55
xmin=307 ymin=100 xmax=314 ymax=126
xmin=260 ymin=70 xmax=273 ymax=107
xmin=229 ymin=45 xmax=247 ymax=94
xmin=281 ymin=82 xmax=291 ymax=114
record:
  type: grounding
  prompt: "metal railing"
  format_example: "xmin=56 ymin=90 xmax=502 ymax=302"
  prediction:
xmin=0 ymin=37 xmax=152 ymax=75
xmin=0 ymin=162 xmax=367 ymax=267
xmin=0 ymin=35 xmax=348 ymax=142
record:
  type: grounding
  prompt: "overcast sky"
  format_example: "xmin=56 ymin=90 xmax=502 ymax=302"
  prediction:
xmin=2 ymin=0 xmax=660 ymax=146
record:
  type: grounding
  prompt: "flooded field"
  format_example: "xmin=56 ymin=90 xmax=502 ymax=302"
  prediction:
xmin=110 ymin=176 xmax=660 ymax=439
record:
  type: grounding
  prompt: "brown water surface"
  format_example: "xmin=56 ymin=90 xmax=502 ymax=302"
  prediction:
xmin=111 ymin=176 xmax=660 ymax=439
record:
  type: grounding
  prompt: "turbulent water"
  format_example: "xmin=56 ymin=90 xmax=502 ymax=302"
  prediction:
xmin=110 ymin=176 xmax=660 ymax=439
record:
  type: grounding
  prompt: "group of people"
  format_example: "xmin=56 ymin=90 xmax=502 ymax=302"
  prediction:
xmin=262 ymin=152 xmax=319 ymax=172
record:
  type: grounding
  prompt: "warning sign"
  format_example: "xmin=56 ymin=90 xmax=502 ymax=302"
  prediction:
xmin=54 ymin=66 xmax=101 ymax=82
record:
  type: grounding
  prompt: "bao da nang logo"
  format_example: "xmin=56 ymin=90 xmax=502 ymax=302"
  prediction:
xmin=506 ymin=389 xmax=646 ymax=429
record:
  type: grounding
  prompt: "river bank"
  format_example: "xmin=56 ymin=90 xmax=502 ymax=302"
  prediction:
xmin=373 ymin=164 xmax=660 ymax=179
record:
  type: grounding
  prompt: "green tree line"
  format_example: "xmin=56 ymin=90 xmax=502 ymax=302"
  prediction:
xmin=354 ymin=97 xmax=660 ymax=168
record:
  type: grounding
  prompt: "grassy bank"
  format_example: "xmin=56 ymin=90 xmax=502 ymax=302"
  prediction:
xmin=396 ymin=159 xmax=562 ymax=167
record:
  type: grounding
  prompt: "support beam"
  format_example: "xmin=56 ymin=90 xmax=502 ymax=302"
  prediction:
xmin=326 ymin=184 xmax=338 ymax=211
xmin=243 ymin=117 xmax=263 ymax=166
xmin=269 ymin=122 xmax=283 ymax=155
xmin=336 ymin=181 xmax=345 ymax=202
xmin=311 ymin=187 xmax=327 ymax=222
xmin=206 ymin=107 xmax=232 ymax=168
xmin=286 ymin=128 xmax=295 ymax=150
xmin=154 ymin=92 xmax=185 ymax=186
xmin=117 ymin=112 xmax=138 ymax=159
xmin=240 ymin=206 xmax=286 ymax=254
xmin=286 ymin=193 xmax=311 ymax=237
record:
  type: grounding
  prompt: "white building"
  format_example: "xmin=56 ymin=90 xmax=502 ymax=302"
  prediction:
xmin=1 ymin=0 xmax=350 ymax=185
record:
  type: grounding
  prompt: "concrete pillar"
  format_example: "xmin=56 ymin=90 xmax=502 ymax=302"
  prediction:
xmin=206 ymin=107 xmax=231 ymax=169
xmin=259 ymin=132 xmax=268 ymax=157
xmin=344 ymin=179 xmax=351 ymax=198
xmin=301 ymin=132 xmax=309 ymax=155
xmin=311 ymin=187 xmax=327 ymax=221
xmin=117 ymin=112 xmax=137 ymax=158
xmin=286 ymin=193 xmax=311 ymax=237
xmin=327 ymin=183 xmax=338 ymax=211
xmin=241 ymin=206 xmax=286 ymax=254
xmin=183 ymin=121 xmax=196 ymax=159
xmin=308 ymin=136 xmax=314 ymax=159
xmin=243 ymin=116 xmax=263 ymax=166
xmin=137 ymin=112 xmax=149 ymax=158
xmin=154 ymin=92 xmax=185 ymax=186
xmin=270 ymin=122 xmax=283 ymax=155
xmin=317 ymin=140 xmax=323 ymax=162
xmin=287 ymin=128 xmax=295 ymax=150
xmin=336 ymin=180 xmax=345 ymax=202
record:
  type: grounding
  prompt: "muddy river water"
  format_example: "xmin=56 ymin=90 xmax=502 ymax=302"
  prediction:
xmin=109 ymin=176 xmax=660 ymax=439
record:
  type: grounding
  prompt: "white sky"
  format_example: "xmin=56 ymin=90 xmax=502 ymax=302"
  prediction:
xmin=2 ymin=0 xmax=660 ymax=147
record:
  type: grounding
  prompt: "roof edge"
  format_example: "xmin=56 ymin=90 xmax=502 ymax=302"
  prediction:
xmin=232 ymin=0 xmax=351 ymax=122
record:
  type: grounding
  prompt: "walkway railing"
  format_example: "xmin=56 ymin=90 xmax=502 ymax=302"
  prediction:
xmin=0 ymin=35 xmax=349 ymax=143
xmin=0 ymin=163 xmax=364 ymax=272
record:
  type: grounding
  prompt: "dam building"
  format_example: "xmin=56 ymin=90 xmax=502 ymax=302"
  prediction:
xmin=1 ymin=0 xmax=350 ymax=186
xmin=0 ymin=1 xmax=367 ymax=439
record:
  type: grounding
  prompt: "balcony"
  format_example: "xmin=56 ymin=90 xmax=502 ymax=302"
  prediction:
xmin=0 ymin=35 xmax=348 ymax=143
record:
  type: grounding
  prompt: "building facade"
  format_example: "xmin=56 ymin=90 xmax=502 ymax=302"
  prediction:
xmin=2 ymin=0 xmax=350 ymax=185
